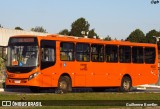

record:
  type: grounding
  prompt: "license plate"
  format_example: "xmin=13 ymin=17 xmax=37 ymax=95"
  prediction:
xmin=14 ymin=80 xmax=20 ymax=83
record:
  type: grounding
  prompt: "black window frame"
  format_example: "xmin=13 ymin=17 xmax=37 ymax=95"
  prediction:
xmin=91 ymin=44 xmax=104 ymax=62
xmin=119 ymin=46 xmax=131 ymax=63
xmin=76 ymin=43 xmax=90 ymax=62
xmin=105 ymin=45 xmax=118 ymax=63
xmin=40 ymin=40 xmax=56 ymax=70
xmin=60 ymin=42 xmax=75 ymax=61
xmin=132 ymin=46 xmax=144 ymax=63
xmin=144 ymin=47 xmax=156 ymax=64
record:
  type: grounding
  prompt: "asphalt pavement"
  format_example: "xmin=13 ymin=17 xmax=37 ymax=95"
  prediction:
xmin=0 ymin=85 xmax=160 ymax=93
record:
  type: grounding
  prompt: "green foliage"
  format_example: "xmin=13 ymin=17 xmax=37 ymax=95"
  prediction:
xmin=15 ymin=27 xmax=23 ymax=30
xmin=0 ymin=24 xmax=3 ymax=28
xmin=58 ymin=17 xmax=160 ymax=43
xmin=146 ymin=29 xmax=160 ymax=43
xmin=126 ymin=29 xmax=146 ymax=43
xmin=59 ymin=17 xmax=99 ymax=38
xmin=103 ymin=35 xmax=112 ymax=41
xmin=70 ymin=17 xmax=90 ymax=37
xmin=59 ymin=29 xmax=69 ymax=35
xmin=0 ymin=58 xmax=5 ymax=74
xmin=31 ymin=26 xmax=47 ymax=33
xmin=88 ymin=29 xmax=98 ymax=38
xmin=0 ymin=49 xmax=5 ymax=74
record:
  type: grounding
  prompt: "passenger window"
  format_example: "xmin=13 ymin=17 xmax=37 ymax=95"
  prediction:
xmin=42 ymin=48 xmax=55 ymax=62
xmin=132 ymin=47 xmax=144 ymax=63
xmin=145 ymin=47 xmax=155 ymax=64
xmin=119 ymin=46 xmax=131 ymax=63
xmin=60 ymin=42 xmax=74 ymax=61
xmin=91 ymin=44 xmax=104 ymax=62
xmin=76 ymin=43 xmax=90 ymax=62
xmin=41 ymin=40 xmax=56 ymax=70
xmin=105 ymin=45 xmax=118 ymax=62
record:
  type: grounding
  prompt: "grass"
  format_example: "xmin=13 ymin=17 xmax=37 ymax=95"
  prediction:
xmin=1 ymin=92 xmax=160 ymax=108
xmin=1 ymin=92 xmax=160 ymax=100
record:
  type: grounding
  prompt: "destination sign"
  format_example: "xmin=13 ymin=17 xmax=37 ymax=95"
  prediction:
xmin=10 ymin=38 xmax=35 ymax=43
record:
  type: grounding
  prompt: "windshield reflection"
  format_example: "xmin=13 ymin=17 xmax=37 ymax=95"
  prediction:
xmin=7 ymin=46 xmax=38 ymax=67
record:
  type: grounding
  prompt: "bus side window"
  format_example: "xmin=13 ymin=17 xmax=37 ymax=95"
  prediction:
xmin=60 ymin=42 xmax=74 ymax=61
xmin=91 ymin=44 xmax=104 ymax=62
xmin=106 ymin=45 xmax=118 ymax=63
xmin=40 ymin=40 xmax=56 ymax=70
xmin=145 ymin=47 xmax=155 ymax=64
xmin=119 ymin=46 xmax=131 ymax=63
xmin=42 ymin=48 xmax=55 ymax=62
xmin=132 ymin=47 xmax=144 ymax=63
xmin=76 ymin=43 xmax=90 ymax=62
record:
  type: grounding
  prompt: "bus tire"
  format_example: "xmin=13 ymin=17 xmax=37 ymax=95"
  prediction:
xmin=29 ymin=86 xmax=40 ymax=93
xmin=57 ymin=76 xmax=72 ymax=93
xmin=120 ymin=76 xmax=132 ymax=92
xmin=64 ymin=76 xmax=72 ymax=92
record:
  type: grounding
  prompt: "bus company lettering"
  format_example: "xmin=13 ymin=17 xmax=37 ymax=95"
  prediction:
xmin=80 ymin=64 xmax=87 ymax=71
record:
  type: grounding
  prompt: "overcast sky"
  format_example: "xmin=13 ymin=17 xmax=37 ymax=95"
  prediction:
xmin=0 ymin=0 xmax=160 ymax=39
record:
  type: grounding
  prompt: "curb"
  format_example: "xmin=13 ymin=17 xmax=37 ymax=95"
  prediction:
xmin=138 ymin=85 xmax=160 ymax=88
xmin=0 ymin=88 xmax=4 ymax=92
xmin=136 ymin=87 xmax=147 ymax=90
xmin=135 ymin=85 xmax=160 ymax=90
xmin=0 ymin=88 xmax=31 ymax=92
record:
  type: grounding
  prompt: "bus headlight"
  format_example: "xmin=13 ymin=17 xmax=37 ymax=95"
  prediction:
xmin=28 ymin=72 xmax=39 ymax=80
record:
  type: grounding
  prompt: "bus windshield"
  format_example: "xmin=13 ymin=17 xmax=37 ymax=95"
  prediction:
xmin=6 ymin=37 xmax=39 ymax=73
xmin=7 ymin=46 xmax=38 ymax=67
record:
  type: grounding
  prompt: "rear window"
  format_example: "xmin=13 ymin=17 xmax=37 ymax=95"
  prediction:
xmin=145 ymin=47 xmax=155 ymax=64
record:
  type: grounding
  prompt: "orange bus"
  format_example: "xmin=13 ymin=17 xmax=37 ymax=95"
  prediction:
xmin=5 ymin=35 xmax=158 ymax=92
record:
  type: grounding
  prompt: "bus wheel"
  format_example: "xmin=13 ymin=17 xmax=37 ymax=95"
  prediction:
xmin=57 ymin=76 xmax=72 ymax=93
xmin=29 ymin=86 xmax=40 ymax=93
xmin=64 ymin=76 xmax=72 ymax=92
xmin=120 ymin=76 xmax=132 ymax=92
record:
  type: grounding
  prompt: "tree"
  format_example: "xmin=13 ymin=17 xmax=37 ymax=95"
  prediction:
xmin=15 ymin=27 xmax=23 ymax=30
xmin=88 ymin=29 xmax=99 ymax=38
xmin=59 ymin=29 xmax=69 ymax=35
xmin=0 ymin=24 xmax=3 ymax=28
xmin=103 ymin=35 xmax=112 ymax=41
xmin=31 ymin=26 xmax=47 ymax=33
xmin=70 ymin=17 xmax=90 ymax=37
xmin=146 ymin=29 xmax=160 ymax=43
xmin=126 ymin=29 xmax=146 ymax=43
xmin=0 ymin=47 xmax=5 ymax=74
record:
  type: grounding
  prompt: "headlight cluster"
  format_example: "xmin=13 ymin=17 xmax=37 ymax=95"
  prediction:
xmin=28 ymin=72 xmax=39 ymax=80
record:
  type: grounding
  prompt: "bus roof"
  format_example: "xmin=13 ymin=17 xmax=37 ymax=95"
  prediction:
xmin=10 ymin=34 xmax=157 ymax=47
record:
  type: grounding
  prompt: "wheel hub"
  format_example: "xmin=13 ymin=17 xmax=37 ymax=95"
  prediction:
xmin=123 ymin=81 xmax=130 ymax=90
xmin=59 ymin=81 xmax=67 ymax=90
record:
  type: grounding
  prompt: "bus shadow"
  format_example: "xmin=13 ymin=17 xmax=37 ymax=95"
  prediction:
xmin=3 ymin=87 xmax=145 ymax=93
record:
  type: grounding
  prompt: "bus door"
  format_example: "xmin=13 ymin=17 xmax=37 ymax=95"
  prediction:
xmin=40 ymin=40 xmax=56 ymax=87
xmin=74 ymin=43 xmax=90 ymax=86
xmin=75 ymin=63 xmax=87 ymax=86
